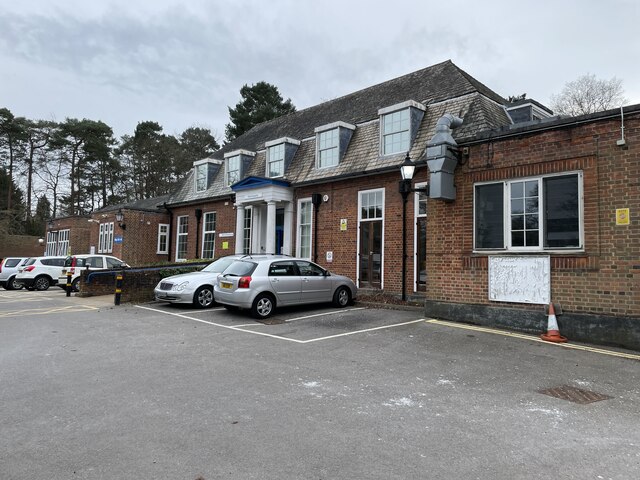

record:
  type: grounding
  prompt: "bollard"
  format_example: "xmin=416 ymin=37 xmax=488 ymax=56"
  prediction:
xmin=114 ymin=272 xmax=123 ymax=306
xmin=66 ymin=272 xmax=72 ymax=297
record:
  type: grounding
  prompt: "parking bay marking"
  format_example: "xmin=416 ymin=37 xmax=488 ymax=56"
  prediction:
xmin=137 ymin=305 xmax=426 ymax=344
xmin=0 ymin=304 xmax=99 ymax=318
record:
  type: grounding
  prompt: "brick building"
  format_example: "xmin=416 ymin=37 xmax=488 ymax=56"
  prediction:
xmin=45 ymin=196 xmax=170 ymax=265
xmin=43 ymin=60 xmax=639 ymax=349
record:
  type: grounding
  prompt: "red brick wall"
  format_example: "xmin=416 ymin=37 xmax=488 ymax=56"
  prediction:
xmin=295 ymin=170 xmax=428 ymax=293
xmin=427 ymin=114 xmax=639 ymax=317
xmin=168 ymin=199 xmax=236 ymax=261
xmin=47 ymin=216 xmax=91 ymax=255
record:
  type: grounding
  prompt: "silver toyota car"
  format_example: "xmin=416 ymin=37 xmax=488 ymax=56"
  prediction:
xmin=213 ymin=255 xmax=357 ymax=319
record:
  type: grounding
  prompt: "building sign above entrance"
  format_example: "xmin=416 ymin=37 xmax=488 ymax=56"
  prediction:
xmin=488 ymin=256 xmax=550 ymax=305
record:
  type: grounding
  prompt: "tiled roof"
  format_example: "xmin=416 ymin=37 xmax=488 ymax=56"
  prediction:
xmin=96 ymin=195 xmax=171 ymax=213
xmin=166 ymin=60 xmax=512 ymax=205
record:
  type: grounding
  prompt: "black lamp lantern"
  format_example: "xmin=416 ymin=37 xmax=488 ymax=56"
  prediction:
xmin=115 ymin=209 xmax=126 ymax=230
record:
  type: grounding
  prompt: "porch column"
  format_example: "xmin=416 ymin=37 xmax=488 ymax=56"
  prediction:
xmin=283 ymin=202 xmax=293 ymax=256
xmin=265 ymin=201 xmax=277 ymax=254
xmin=235 ymin=205 xmax=245 ymax=254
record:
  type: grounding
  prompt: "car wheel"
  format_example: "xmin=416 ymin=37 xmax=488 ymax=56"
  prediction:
xmin=34 ymin=276 xmax=51 ymax=291
xmin=71 ymin=278 xmax=81 ymax=293
xmin=251 ymin=293 xmax=275 ymax=319
xmin=333 ymin=286 xmax=351 ymax=307
xmin=6 ymin=276 xmax=23 ymax=290
xmin=193 ymin=286 xmax=214 ymax=308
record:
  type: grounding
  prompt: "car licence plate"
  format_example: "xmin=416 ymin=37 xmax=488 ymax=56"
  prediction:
xmin=220 ymin=282 xmax=232 ymax=289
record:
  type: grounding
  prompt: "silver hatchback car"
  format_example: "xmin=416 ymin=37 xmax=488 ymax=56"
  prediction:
xmin=213 ymin=255 xmax=357 ymax=319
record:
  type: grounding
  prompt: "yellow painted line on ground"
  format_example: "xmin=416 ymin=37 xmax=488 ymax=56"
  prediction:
xmin=0 ymin=304 xmax=99 ymax=318
xmin=425 ymin=319 xmax=640 ymax=361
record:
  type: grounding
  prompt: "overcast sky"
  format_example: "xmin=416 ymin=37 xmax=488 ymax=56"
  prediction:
xmin=1 ymin=0 xmax=638 ymax=141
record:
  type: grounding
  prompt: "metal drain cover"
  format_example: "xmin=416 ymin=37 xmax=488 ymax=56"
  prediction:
xmin=538 ymin=385 xmax=612 ymax=404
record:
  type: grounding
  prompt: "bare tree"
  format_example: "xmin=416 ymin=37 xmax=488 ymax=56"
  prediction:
xmin=550 ymin=74 xmax=627 ymax=116
xmin=35 ymin=149 xmax=70 ymax=218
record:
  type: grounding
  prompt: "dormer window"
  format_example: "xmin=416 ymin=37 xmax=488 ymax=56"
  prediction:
xmin=318 ymin=128 xmax=338 ymax=168
xmin=267 ymin=143 xmax=285 ymax=177
xmin=264 ymin=138 xmax=300 ymax=179
xmin=314 ymin=121 xmax=356 ymax=169
xmin=378 ymin=100 xmax=426 ymax=156
xmin=193 ymin=158 xmax=222 ymax=193
xmin=195 ymin=163 xmax=207 ymax=192
xmin=226 ymin=155 xmax=240 ymax=186
xmin=224 ymin=149 xmax=255 ymax=186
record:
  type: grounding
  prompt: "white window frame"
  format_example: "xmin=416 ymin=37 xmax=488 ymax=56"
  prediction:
xmin=226 ymin=155 xmax=240 ymax=186
xmin=356 ymin=188 xmax=385 ymax=289
xmin=381 ymin=108 xmax=410 ymax=155
xmin=176 ymin=215 xmax=189 ymax=262
xmin=201 ymin=211 xmax=216 ymax=259
xmin=98 ymin=223 xmax=114 ymax=253
xmin=316 ymin=128 xmax=339 ymax=169
xmin=195 ymin=163 xmax=207 ymax=193
xmin=56 ymin=229 xmax=70 ymax=256
xmin=296 ymin=198 xmax=313 ymax=260
xmin=473 ymin=171 xmax=584 ymax=253
xmin=266 ymin=143 xmax=285 ymax=178
xmin=413 ymin=182 xmax=428 ymax=292
xmin=157 ymin=223 xmax=169 ymax=254
xmin=243 ymin=207 xmax=252 ymax=254
xmin=45 ymin=231 xmax=58 ymax=256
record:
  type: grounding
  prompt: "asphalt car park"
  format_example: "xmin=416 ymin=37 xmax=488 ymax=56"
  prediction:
xmin=2 ymin=289 xmax=640 ymax=479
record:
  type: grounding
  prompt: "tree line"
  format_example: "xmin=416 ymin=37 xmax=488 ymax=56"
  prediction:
xmin=0 ymin=111 xmax=220 ymax=236
xmin=0 ymin=81 xmax=296 ymax=237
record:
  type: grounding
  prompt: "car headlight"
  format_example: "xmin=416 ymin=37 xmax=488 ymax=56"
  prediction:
xmin=174 ymin=281 xmax=189 ymax=292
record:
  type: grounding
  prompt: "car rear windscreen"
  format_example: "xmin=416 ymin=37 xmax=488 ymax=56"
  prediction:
xmin=221 ymin=261 xmax=256 ymax=276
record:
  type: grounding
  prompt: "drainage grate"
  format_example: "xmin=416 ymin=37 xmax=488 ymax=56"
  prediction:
xmin=538 ymin=385 xmax=612 ymax=404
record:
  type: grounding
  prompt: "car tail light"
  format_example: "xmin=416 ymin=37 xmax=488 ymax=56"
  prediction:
xmin=238 ymin=276 xmax=252 ymax=289
xmin=24 ymin=265 xmax=36 ymax=272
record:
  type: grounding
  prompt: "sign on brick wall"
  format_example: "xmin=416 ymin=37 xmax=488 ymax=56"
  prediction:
xmin=488 ymin=256 xmax=550 ymax=305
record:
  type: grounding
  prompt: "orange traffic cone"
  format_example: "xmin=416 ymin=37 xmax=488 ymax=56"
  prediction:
xmin=540 ymin=303 xmax=567 ymax=343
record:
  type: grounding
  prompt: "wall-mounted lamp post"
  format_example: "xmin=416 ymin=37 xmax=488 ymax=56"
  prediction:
xmin=115 ymin=209 xmax=126 ymax=230
xmin=398 ymin=153 xmax=429 ymax=302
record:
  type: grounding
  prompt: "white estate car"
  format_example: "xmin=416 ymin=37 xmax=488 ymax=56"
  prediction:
xmin=15 ymin=256 xmax=67 ymax=291
xmin=154 ymin=255 xmax=243 ymax=308
xmin=58 ymin=254 xmax=129 ymax=292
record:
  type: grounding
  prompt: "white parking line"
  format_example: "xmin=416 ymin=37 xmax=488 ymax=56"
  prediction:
xmin=136 ymin=305 xmax=305 ymax=343
xmin=136 ymin=305 xmax=425 ymax=344
xmin=285 ymin=308 xmax=365 ymax=322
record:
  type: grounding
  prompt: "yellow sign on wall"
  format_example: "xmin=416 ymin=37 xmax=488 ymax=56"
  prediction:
xmin=340 ymin=218 xmax=347 ymax=231
xmin=616 ymin=208 xmax=630 ymax=226
xmin=222 ymin=241 xmax=229 ymax=250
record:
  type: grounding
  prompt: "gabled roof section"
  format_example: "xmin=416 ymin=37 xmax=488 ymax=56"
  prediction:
xmin=232 ymin=176 xmax=290 ymax=191
xmin=215 ymin=60 xmax=507 ymax=158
